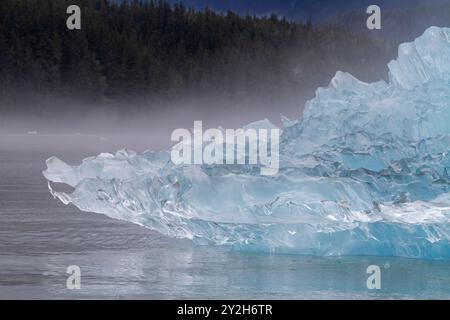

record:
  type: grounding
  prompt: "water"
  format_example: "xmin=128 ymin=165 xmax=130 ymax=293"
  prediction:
xmin=0 ymin=135 xmax=449 ymax=299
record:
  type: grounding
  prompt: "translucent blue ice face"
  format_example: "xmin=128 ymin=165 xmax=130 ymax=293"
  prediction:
xmin=44 ymin=27 xmax=450 ymax=260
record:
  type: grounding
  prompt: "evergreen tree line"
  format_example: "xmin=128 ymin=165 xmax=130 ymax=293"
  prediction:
xmin=0 ymin=0 xmax=398 ymax=116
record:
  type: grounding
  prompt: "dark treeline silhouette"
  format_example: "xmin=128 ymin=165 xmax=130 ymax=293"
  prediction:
xmin=0 ymin=0 xmax=397 ymax=117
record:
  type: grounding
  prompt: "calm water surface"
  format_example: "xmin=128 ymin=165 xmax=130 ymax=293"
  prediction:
xmin=0 ymin=135 xmax=449 ymax=299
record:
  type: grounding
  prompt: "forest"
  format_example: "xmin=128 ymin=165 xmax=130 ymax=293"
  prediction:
xmin=0 ymin=0 xmax=399 ymax=117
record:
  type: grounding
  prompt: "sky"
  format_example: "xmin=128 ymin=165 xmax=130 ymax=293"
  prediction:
xmin=143 ymin=0 xmax=450 ymax=21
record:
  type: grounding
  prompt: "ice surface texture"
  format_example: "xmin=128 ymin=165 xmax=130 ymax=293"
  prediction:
xmin=44 ymin=27 xmax=450 ymax=259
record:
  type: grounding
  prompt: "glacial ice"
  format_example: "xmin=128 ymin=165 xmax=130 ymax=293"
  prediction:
xmin=44 ymin=27 xmax=450 ymax=259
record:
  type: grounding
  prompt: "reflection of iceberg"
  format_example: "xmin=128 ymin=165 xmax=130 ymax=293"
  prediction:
xmin=44 ymin=27 xmax=450 ymax=259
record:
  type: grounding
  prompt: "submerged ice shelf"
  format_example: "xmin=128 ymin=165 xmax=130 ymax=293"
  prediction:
xmin=44 ymin=27 xmax=450 ymax=259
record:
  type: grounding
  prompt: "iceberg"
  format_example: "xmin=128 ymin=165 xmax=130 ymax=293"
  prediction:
xmin=44 ymin=27 xmax=450 ymax=259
